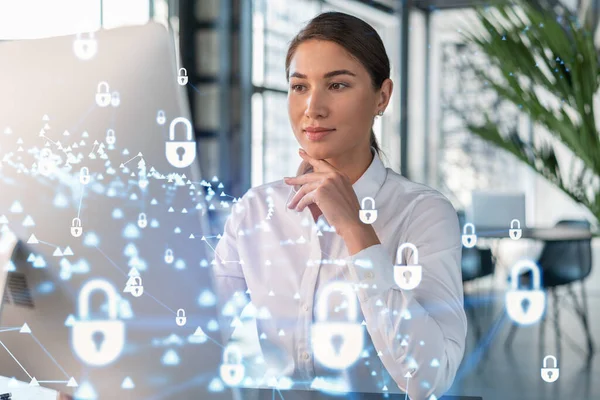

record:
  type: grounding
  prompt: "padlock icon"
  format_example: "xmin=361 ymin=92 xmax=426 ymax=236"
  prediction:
xmin=541 ymin=355 xmax=559 ymax=382
xmin=505 ymin=259 xmax=545 ymax=325
xmin=106 ymin=129 xmax=116 ymax=145
xmin=220 ymin=344 xmax=245 ymax=386
xmin=80 ymin=167 xmax=90 ymax=185
xmin=156 ymin=110 xmax=166 ymax=125
xmin=71 ymin=279 xmax=125 ymax=366
xmin=124 ymin=276 xmax=144 ymax=298
xmin=509 ymin=219 xmax=522 ymax=240
xmin=166 ymin=117 xmax=196 ymax=168
xmin=359 ymin=197 xmax=377 ymax=224
xmin=164 ymin=249 xmax=174 ymax=264
xmin=462 ymin=223 xmax=477 ymax=248
xmin=73 ymin=31 xmax=97 ymax=60
xmin=393 ymin=242 xmax=422 ymax=290
xmin=176 ymin=309 xmax=187 ymax=326
xmin=111 ymin=92 xmax=121 ymax=107
xmin=178 ymin=68 xmax=188 ymax=85
xmin=71 ymin=217 xmax=83 ymax=237
xmin=96 ymin=81 xmax=111 ymax=107
xmin=138 ymin=213 xmax=147 ymax=229
xmin=311 ymin=281 xmax=364 ymax=369
xmin=38 ymin=148 xmax=54 ymax=176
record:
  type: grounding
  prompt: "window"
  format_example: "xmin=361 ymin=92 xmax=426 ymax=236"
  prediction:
xmin=0 ymin=0 xmax=151 ymax=40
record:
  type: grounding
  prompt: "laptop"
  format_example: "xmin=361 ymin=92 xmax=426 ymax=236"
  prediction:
xmin=470 ymin=191 xmax=526 ymax=233
xmin=0 ymin=21 xmax=224 ymax=399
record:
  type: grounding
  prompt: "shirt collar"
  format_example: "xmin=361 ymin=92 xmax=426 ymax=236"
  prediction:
xmin=285 ymin=146 xmax=387 ymax=211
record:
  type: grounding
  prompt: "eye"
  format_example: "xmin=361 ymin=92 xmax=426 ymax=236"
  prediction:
xmin=291 ymin=84 xmax=305 ymax=92
xmin=330 ymin=82 xmax=348 ymax=90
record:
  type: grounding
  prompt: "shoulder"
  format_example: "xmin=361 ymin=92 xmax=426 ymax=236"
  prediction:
xmin=383 ymin=168 xmax=459 ymax=227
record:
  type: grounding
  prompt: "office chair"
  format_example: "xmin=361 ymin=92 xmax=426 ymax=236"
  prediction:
xmin=458 ymin=211 xmax=496 ymax=344
xmin=504 ymin=219 xmax=595 ymax=357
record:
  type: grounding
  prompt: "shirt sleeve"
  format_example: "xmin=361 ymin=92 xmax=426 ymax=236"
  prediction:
xmin=345 ymin=194 xmax=467 ymax=400
xmin=211 ymin=194 xmax=251 ymax=344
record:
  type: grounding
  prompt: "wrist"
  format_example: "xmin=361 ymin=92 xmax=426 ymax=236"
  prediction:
xmin=339 ymin=222 xmax=380 ymax=256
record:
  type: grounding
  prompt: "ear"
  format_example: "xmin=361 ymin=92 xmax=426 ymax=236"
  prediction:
xmin=377 ymin=78 xmax=393 ymax=110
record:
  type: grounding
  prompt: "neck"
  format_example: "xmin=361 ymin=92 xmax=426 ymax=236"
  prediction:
xmin=325 ymin=145 xmax=374 ymax=184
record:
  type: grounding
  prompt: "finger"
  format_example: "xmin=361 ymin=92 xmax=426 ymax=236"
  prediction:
xmin=284 ymin=172 xmax=328 ymax=186
xmin=295 ymin=188 xmax=318 ymax=212
xmin=287 ymin=181 xmax=320 ymax=209
xmin=299 ymin=149 xmax=338 ymax=173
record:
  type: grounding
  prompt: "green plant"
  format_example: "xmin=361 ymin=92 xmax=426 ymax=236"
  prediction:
xmin=456 ymin=0 xmax=600 ymax=226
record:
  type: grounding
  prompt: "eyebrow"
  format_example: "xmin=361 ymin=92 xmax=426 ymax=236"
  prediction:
xmin=289 ymin=69 xmax=357 ymax=79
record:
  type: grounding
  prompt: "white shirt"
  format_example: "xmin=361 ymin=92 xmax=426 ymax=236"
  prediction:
xmin=212 ymin=148 xmax=467 ymax=399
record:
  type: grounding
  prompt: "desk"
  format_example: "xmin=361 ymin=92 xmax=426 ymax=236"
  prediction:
xmin=235 ymin=388 xmax=482 ymax=400
xmin=475 ymin=226 xmax=593 ymax=241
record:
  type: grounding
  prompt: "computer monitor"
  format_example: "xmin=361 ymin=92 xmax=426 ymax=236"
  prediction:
xmin=0 ymin=21 xmax=224 ymax=399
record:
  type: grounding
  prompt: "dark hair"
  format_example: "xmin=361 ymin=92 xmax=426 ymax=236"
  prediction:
xmin=285 ymin=11 xmax=390 ymax=159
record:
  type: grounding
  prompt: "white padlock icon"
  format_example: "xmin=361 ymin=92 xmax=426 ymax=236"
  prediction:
xmin=72 ymin=280 xmax=125 ymax=366
xmin=111 ymin=92 xmax=121 ymax=107
xmin=124 ymin=276 xmax=144 ymax=298
xmin=311 ymin=281 xmax=364 ymax=370
xmin=156 ymin=110 xmax=166 ymax=125
xmin=71 ymin=217 xmax=83 ymax=237
xmin=38 ymin=148 xmax=54 ymax=176
xmin=505 ymin=259 xmax=545 ymax=325
xmin=80 ymin=167 xmax=90 ymax=185
xmin=73 ymin=31 xmax=97 ymax=60
xmin=164 ymin=249 xmax=174 ymax=264
xmin=166 ymin=117 xmax=196 ymax=168
xmin=541 ymin=355 xmax=559 ymax=383
xmin=220 ymin=344 xmax=245 ymax=386
xmin=462 ymin=223 xmax=477 ymax=248
xmin=178 ymin=68 xmax=188 ymax=85
xmin=138 ymin=213 xmax=147 ymax=229
xmin=96 ymin=81 xmax=111 ymax=107
xmin=359 ymin=197 xmax=377 ymax=224
xmin=106 ymin=129 xmax=116 ymax=145
xmin=393 ymin=242 xmax=422 ymax=290
xmin=509 ymin=219 xmax=522 ymax=240
xmin=176 ymin=308 xmax=187 ymax=326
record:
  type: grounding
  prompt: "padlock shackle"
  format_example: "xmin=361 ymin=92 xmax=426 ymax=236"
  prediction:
xmin=72 ymin=217 xmax=81 ymax=226
xmin=396 ymin=242 xmax=418 ymax=265
xmin=106 ymin=129 xmax=115 ymax=136
xmin=80 ymin=167 xmax=89 ymax=175
xmin=510 ymin=259 xmax=541 ymax=290
xmin=139 ymin=213 xmax=147 ymax=220
xmin=315 ymin=281 xmax=358 ymax=322
xmin=463 ymin=223 xmax=476 ymax=235
xmin=169 ymin=117 xmax=193 ymax=141
xmin=510 ymin=219 xmax=521 ymax=229
xmin=97 ymin=81 xmax=109 ymax=92
xmin=166 ymin=249 xmax=173 ymax=256
xmin=542 ymin=355 xmax=557 ymax=368
xmin=360 ymin=196 xmax=375 ymax=209
xmin=223 ymin=344 xmax=243 ymax=364
xmin=176 ymin=308 xmax=186 ymax=317
xmin=132 ymin=276 xmax=142 ymax=285
xmin=78 ymin=279 xmax=119 ymax=320
xmin=179 ymin=67 xmax=187 ymax=76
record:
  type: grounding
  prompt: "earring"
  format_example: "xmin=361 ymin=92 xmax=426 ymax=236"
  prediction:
xmin=377 ymin=110 xmax=384 ymax=116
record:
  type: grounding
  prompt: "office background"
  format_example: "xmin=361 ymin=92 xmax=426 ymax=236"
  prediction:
xmin=1 ymin=0 xmax=599 ymax=399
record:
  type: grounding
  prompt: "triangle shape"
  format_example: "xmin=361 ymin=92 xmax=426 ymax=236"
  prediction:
xmin=27 ymin=233 xmax=39 ymax=244
xmin=29 ymin=377 xmax=39 ymax=386
xmin=67 ymin=377 xmax=78 ymax=387
xmin=20 ymin=323 xmax=31 ymax=333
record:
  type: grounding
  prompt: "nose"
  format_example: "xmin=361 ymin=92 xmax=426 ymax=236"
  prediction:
xmin=304 ymin=88 xmax=329 ymax=120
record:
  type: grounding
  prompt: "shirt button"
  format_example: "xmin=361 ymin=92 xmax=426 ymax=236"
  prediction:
xmin=365 ymin=271 xmax=374 ymax=279
xmin=303 ymin=304 xmax=310 ymax=312
xmin=302 ymin=352 xmax=310 ymax=360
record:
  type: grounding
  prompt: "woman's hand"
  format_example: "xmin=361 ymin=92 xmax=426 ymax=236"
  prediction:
xmin=284 ymin=148 xmax=365 ymax=239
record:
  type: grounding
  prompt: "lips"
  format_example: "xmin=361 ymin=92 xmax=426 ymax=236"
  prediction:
xmin=304 ymin=128 xmax=335 ymax=141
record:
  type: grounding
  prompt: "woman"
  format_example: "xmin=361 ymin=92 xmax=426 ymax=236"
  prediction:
xmin=213 ymin=11 xmax=466 ymax=400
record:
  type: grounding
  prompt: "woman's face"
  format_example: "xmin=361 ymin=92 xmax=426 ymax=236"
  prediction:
xmin=287 ymin=39 xmax=386 ymax=160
